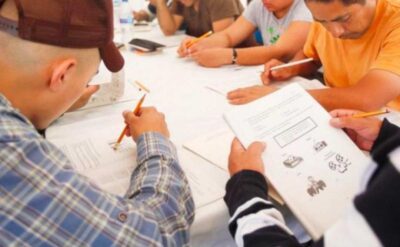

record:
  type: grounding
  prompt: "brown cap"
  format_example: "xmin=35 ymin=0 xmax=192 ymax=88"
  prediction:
xmin=0 ymin=0 xmax=124 ymax=72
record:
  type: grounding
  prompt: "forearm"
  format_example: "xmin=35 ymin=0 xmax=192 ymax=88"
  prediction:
xmin=199 ymin=32 xmax=232 ymax=49
xmin=224 ymin=170 xmax=301 ymax=246
xmin=126 ymin=132 xmax=194 ymax=232
xmin=236 ymin=45 xmax=289 ymax=66
xmin=156 ymin=1 xmax=178 ymax=35
xmin=310 ymin=86 xmax=391 ymax=112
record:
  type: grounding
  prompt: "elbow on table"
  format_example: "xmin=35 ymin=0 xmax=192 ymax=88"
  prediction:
xmin=161 ymin=27 xmax=177 ymax=36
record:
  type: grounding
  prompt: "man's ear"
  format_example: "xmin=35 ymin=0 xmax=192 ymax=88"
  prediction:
xmin=48 ymin=58 xmax=77 ymax=92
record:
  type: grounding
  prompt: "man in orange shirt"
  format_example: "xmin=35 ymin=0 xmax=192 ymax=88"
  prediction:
xmin=227 ymin=0 xmax=400 ymax=111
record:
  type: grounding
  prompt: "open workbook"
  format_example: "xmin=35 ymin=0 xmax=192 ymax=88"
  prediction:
xmin=224 ymin=83 xmax=368 ymax=240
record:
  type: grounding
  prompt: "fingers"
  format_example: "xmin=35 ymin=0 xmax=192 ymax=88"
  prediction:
xmin=262 ymin=59 xmax=284 ymax=85
xmin=248 ymin=141 xmax=267 ymax=155
xmin=329 ymin=109 xmax=362 ymax=118
xmin=177 ymin=38 xmax=195 ymax=57
xmin=230 ymin=138 xmax=245 ymax=153
xmin=329 ymin=116 xmax=368 ymax=131
xmin=227 ymin=88 xmax=252 ymax=105
xmin=227 ymin=86 xmax=276 ymax=105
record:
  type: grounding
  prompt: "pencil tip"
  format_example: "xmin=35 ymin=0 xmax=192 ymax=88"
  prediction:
xmin=113 ymin=143 xmax=120 ymax=151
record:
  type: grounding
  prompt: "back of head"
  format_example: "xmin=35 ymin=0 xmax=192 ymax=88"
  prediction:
xmin=0 ymin=0 xmax=124 ymax=129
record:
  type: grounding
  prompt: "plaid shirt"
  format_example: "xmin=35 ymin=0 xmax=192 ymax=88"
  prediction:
xmin=0 ymin=95 xmax=194 ymax=246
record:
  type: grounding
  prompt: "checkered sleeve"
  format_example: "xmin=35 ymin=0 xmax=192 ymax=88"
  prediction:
xmin=0 ymin=107 xmax=194 ymax=246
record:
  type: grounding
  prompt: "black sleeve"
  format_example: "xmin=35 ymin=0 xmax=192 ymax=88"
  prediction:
xmin=224 ymin=170 xmax=303 ymax=247
xmin=371 ymin=118 xmax=400 ymax=153
xmin=148 ymin=4 xmax=156 ymax=14
xmin=224 ymin=170 xmax=269 ymax=216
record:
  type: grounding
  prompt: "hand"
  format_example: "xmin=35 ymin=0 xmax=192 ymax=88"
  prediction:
xmin=177 ymin=38 xmax=196 ymax=57
xmin=227 ymin=85 xmax=277 ymax=105
xmin=177 ymin=37 xmax=211 ymax=57
xmin=133 ymin=10 xmax=149 ymax=22
xmin=261 ymin=59 xmax=295 ymax=85
xmin=228 ymin=138 xmax=266 ymax=176
xmin=329 ymin=109 xmax=383 ymax=151
xmin=191 ymin=48 xmax=231 ymax=67
xmin=123 ymin=107 xmax=170 ymax=141
xmin=67 ymin=85 xmax=99 ymax=112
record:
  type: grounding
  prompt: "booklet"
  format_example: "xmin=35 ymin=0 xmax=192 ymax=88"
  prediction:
xmin=223 ymin=83 xmax=368 ymax=240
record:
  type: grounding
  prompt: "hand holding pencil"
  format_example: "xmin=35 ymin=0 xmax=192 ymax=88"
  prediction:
xmin=261 ymin=58 xmax=314 ymax=85
xmin=177 ymin=31 xmax=213 ymax=57
xmin=329 ymin=109 xmax=387 ymax=151
xmin=115 ymin=97 xmax=170 ymax=149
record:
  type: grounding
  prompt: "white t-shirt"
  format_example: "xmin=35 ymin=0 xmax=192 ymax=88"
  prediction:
xmin=243 ymin=0 xmax=312 ymax=45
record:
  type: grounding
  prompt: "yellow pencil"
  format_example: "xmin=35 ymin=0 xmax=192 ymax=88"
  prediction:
xmin=186 ymin=31 xmax=213 ymax=49
xmin=134 ymin=80 xmax=150 ymax=93
xmin=113 ymin=94 xmax=146 ymax=150
xmin=352 ymin=109 xmax=389 ymax=118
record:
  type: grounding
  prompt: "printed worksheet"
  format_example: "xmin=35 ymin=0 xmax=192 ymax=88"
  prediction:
xmin=47 ymin=100 xmax=225 ymax=208
xmin=224 ymin=83 xmax=368 ymax=240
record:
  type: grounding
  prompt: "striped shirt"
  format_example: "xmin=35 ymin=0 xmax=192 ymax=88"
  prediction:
xmin=0 ymin=94 xmax=194 ymax=246
xmin=224 ymin=119 xmax=400 ymax=247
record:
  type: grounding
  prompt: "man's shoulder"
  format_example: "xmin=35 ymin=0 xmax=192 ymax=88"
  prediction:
xmin=0 ymin=102 xmax=38 ymax=143
xmin=386 ymin=0 xmax=400 ymax=9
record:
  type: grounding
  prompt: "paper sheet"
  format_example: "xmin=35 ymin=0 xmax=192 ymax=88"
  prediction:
xmin=183 ymin=127 xmax=234 ymax=172
xmin=49 ymin=114 xmax=137 ymax=197
xmin=224 ymin=83 xmax=368 ymax=240
xmin=47 ymin=99 xmax=226 ymax=208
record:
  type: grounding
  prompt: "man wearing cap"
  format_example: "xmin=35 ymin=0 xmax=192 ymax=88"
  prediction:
xmin=0 ymin=0 xmax=194 ymax=246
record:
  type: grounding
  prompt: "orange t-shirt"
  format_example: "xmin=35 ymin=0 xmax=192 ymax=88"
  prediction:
xmin=303 ymin=0 xmax=400 ymax=109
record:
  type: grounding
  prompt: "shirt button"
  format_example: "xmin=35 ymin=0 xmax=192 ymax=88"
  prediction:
xmin=118 ymin=212 xmax=128 ymax=222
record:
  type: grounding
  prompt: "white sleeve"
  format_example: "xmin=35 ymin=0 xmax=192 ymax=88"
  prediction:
xmin=242 ymin=0 xmax=261 ymax=26
xmin=290 ymin=0 xmax=313 ymax=22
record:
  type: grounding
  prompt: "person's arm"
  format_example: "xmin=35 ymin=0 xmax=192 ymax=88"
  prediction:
xmin=133 ymin=9 xmax=151 ymax=22
xmin=177 ymin=16 xmax=255 ymax=57
xmin=310 ymin=69 xmax=400 ymax=111
xmin=225 ymin=139 xmax=302 ymax=246
xmin=261 ymin=50 xmax=321 ymax=84
xmin=191 ymin=21 xmax=311 ymax=67
xmin=155 ymin=0 xmax=183 ymax=36
xmin=1 ymin=107 xmax=194 ymax=245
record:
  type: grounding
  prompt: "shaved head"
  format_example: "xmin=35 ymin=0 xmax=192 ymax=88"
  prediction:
xmin=0 ymin=0 xmax=101 ymax=129
xmin=0 ymin=0 xmax=99 ymax=77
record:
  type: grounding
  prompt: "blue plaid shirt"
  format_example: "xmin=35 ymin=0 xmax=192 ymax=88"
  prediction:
xmin=0 ymin=94 xmax=194 ymax=246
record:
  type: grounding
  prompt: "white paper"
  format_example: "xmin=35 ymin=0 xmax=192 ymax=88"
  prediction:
xmin=183 ymin=126 xmax=234 ymax=172
xmin=47 ymin=99 xmax=226 ymax=208
xmin=49 ymin=114 xmax=137 ymax=197
xmin=224 ymin=83 xmax=368 ymax=240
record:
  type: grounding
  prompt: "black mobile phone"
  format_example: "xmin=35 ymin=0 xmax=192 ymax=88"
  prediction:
xmin=128 ymin=38 xmax=165 ymax=52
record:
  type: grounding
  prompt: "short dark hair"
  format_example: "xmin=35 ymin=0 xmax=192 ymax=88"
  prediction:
xmin=305 ymin=0 xmax=366 ymax=5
